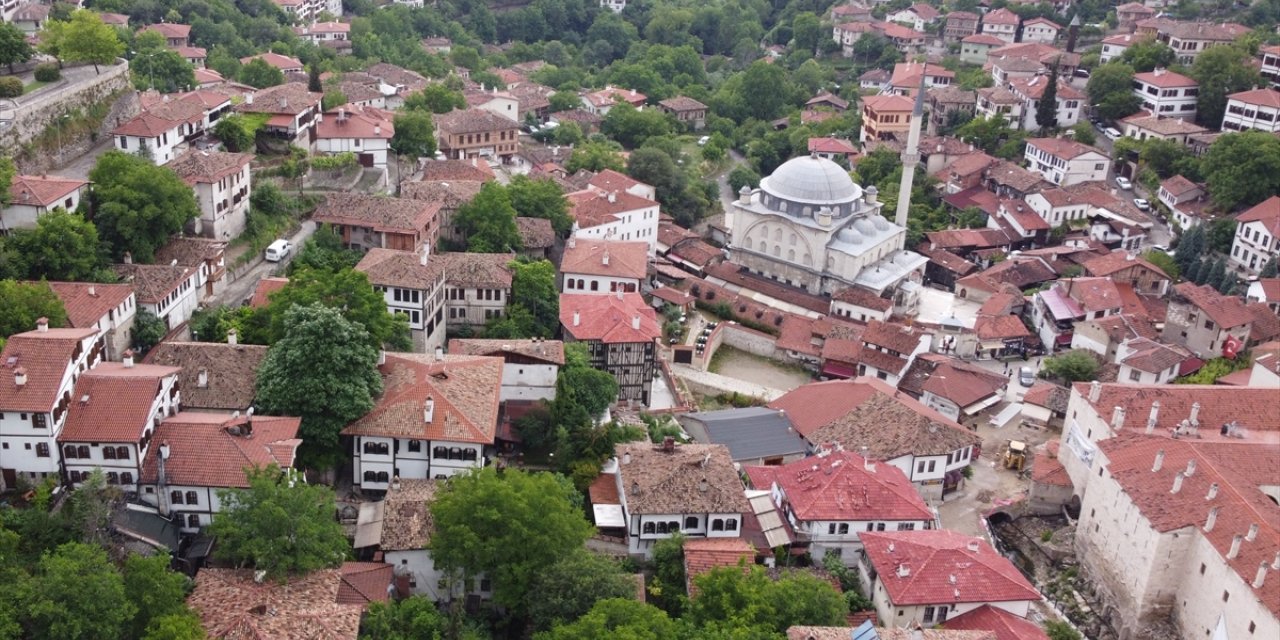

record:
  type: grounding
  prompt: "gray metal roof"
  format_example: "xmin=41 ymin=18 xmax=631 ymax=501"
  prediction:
xmin=760 ymin=155 xmax=862 ymax=206
xmin=677 ymin=406 xmax=808 ymax=461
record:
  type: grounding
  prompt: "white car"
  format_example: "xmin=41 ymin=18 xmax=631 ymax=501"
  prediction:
xmin=1115 ymin=176 xmax=1133 ymax=190
xmin=1104 ymin=127 xmax=1122 ymax=140
xmin=1133 ymin=198 xmax=1150 ymax=211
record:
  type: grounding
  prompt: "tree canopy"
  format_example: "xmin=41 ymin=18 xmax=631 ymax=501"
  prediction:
xmin=391 ymin=111 xmax=437 ymax=158
xmin=527 ymin=549 xmax=640 ymax=632
xmin=88 ymin=151 xmax=201 ymax=263
xmin=0 ymin=23 xmax=33 ymax=73
xmin=254 ymin=304 xmax=384 ymax=467
xmin=0 ymin=280 xmax=68 ymax=340
xmin=1200 ymin=130 xmax=1280 ymax=212
xmin=1041 ymin=349 xmax=1100 ymax=382
xmin=238 ymin=57 xmax=285 ymax=88
xmin=534 ymin=599 xmax=677 ymax=640
xmin=685 ymin=565 xmax=847 ymax=635
xmin=1190 ymin=44 xmax=1261 ymax=129
xmin=485 ymin=258 xmax=559 ymax=338
xmin=1086 ymin=62 xmax=1142 ymax=122
xmin=429 ymin=467 xmax=595 ymax=617
xmin=25 ymin=542 xmax=135 ymax=640
xmin=453 ymin=181 xmax=522 ymax=252
xmin=48 ymin=10 xmax=124 ymax=73
xmin=265 ymin=266 xmax=411 ymax=350
xmin=2 ymin=210 xmax=109 ymax=282
xmin=210 ymin=464 xmax=348 ymax=579
xmin=507 ymin=175 xmax=572 ymax=235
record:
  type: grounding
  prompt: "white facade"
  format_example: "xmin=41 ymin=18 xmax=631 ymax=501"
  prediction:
xmin=865 ymin=577 xmax=1032 ymax=630
xmin=146 ymin=269 xmax=202 ymax=330
xmin=191 ymin=162 xmax=251 ymax=240
xmin=561 ymin=271 xmax=641 ymax=295
xmin=498 ymin=362 xmax=557 ymax=402
xmin=351 ymin=436 xmax=485 ymax=491
xmin=624 ymin=509 xmax=744 ymax=557
xmin=886 ymin=8 xmax=934 ymax=32
xmin=571 ymin=200 xmax=661 ymax=254
xmin=1230 ymin=216 xmax=1279 ymax=276
xmin=444 ymin=284 xmax=509 ymax=327
xmin=375 ymin=282 xmax=445 ymax=342
xmin=1222 ymin=93 xmax=1280 ymax=133
xmin=1020 ymin=21 xmax=1059 ymax=44
xmin=1132 ymin=72 xmax=1199 ymax=120
xmin=1009 ymin=85 xmax=1082 ymax=131
xmin=63 ymin=373 xmax=179 ymax=488
xmin=0 ymin=184 xmax=87 ymax=231
xmin=313 ymin=133 xmax=392 ymax=169
xmin=471 ymin=94 xmax=519 ymax=123
xmin=600 ymin=0 xmax=625 ymax=12
xmin=139 ymin=483 xmax=223 ymax=532
xmin=115 ymin=125 xmax=184 ymax=165
xmin=1023 ymin=144 xmax=1111 ymax=187
xmin=982 ymin=21 xmax=1018 ymax=44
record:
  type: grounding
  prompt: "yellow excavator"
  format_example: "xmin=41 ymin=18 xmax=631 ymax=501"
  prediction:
xmin=1003 ymin=440 xmax=1028 ymax=472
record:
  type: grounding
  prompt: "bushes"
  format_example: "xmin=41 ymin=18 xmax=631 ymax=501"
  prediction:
xmin=34 ymin=63 xmax=60 ymax=82
xmin=0 ymin=76 xmax=22 ymax=97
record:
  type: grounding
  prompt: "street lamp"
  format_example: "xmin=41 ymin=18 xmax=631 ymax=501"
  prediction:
xmin=130 ymin=50 xmax=158 ymax=91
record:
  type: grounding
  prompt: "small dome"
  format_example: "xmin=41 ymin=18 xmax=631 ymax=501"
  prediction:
xmin=854 ymin=219 xmax=875 ymax=235
xmin=761 ymin=155 xmax=862 ymax=206
xmin=838 ymin=226 xmax=862 ymax=244
xmin=873 ymin=215 xmax=890 ymax=230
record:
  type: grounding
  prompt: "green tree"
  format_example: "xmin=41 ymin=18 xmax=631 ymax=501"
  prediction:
xmin=35 ymin=19 xmax=66 ymax=66
xmin=140 ymin=613 xmax=206 ymax=640
xmin=266 ymin=267 xmax=410 ymax=349
xmin=1200 ymin=131 xmax=1280 ymax=211
xmin=404 ymin=84 xmax=466 ymax=113
xmin=429 ymin=467 xmax=595 ymax=616
xmin=289 ymin=224 xmax=361 ymax=274
xmin=602 ymin=103 xmax=672 ymax=149
xmin=1143 ymin=250 xmax=1179 ymax=279
xmin=648 ymin=533 xmax=687 ymax=614
xmin=58 ymin=10 xmax=124 ymax=73
xmin=566 ymin=140 xmax=626 ymax=173
xmin=1207 ymin=218 xmax=1237 ymax=255
xmin=390 ymin=111 xmax=437 ymax=158
xmin=454 ymin=182 xmax=522 ymax=252
xmin=508 ymin=175 xmax=571 ymax=235
xmin=237 ymin=57 xmax=285 ymax=88
xmin=210 ymin=464 xmax=348 ymax=580
xmin=686 ymin=565 xmax=846 ymax=634
xmin=0 ymin=281 xmax=68 ymax=339
xmin=1086 ymin=62 xmax=1142 ymax=122
xmin=1041 ymin=349 xmax=1100 ymax=382
xmin=254 ymin=304 xmax=384 ymax=467
xmin=131 ymin=309 xmax=167 ymax=354
xmin=1204 ymin=257 xmax=1226 ymax=288
xmin=1190 ymin=44 xmax=1262 ymax=129
xmin=628 ymin=146 xmax=685 ymax=205
xmin=321 ymin=90 xmax=347 ymax=111
xmin=26 ymin=543 xmax=134 ymax=640
xmin=131 ymin=49 xmax=196 ymax=93
xmin=88 ymin=150 xmax=201 ymax=262
xmin=955 ymin=115 xmax=1027 ymax=158
xmin=552 ymin=343 xmax=619 ymax=423
xmin=0 ymin=23 xmax=33 ymax=73
xmin=1044 ymin=619 xmax=1083 ymax=640
xmin=359 ymin=596 xmax=447 ymax=639
xmin=308 ymin=64 xmax=322 ymax=92
xmin=1036 ymin=65 xmax=1060 ymax=133
xmin=495 ymin=257 xmax=559 ymax=337
xmin=548 ymin=91 xmax=582 ymax=113
xmin=1118 ymin=40 xmax=1175 ymax=72
xmin=123 ymin=554 xmax=190 ymax=639
xmin=0 ymin=156 xmax=13 ymax=205
xmin=1261 ymin=257 xmax=1278 ymax=278
xmin=728 ymin=165 xmax=760 ymax=193
xmin=534 ymin=599 xmax=677 ymax=640
xmin=791 ymin=12 xmax=823 ymax=53
xmin=212 ymin=114 xmax=259 ymax=153
xmin=528 ymin=549 xmax=640 ymax=632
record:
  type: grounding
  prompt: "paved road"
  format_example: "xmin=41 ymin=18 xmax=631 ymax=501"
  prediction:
xmin=696 ymin=148 xmax=746 ymax=236
xmin=212 ymin=220 xmax=318 ymax=308
xmin=57 ymin=137 xmax=116 ymax=180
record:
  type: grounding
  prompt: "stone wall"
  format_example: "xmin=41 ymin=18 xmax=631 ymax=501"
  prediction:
xmin=0 ymin=61 xmax=138 ymax=173
xmin=720 ymin=322 xmax=778 ymax=358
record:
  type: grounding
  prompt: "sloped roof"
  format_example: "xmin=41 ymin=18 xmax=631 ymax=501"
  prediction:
xmin=658 ymin=96 xmax=708 ymax=112
xmin=146 ymin=342 xmax=268 ymax=411
xmin=561 ymin=238 xmax=648 ymax=280
xmin=0 ymin=327 xmax=98 ymax=412
xmin=139 ymin=412 xmax=301 ymax=488
xmin=239 ymin=52 xmax=303 ymax=70
xmin=8 ymin=174 xmax=87 ymax=207
xmin=316 ymin=105 xmax=393 ymax=140
xmin=112 ymin=263 xmax=195 ymax=305
xmin=568 ymin=189 xmax=658 ymax=229
xmin=1236 ymin=195 xmax=1280 ymax=236
xmin=355 ymin=249 xmax=443 ymax=290
xmin=1071 ymin=382 xmax=1280 ymax=436
xmin=313 ymin=193 xmax=439 ymax=233
xmin=341 ymin=353 xmax=502 ymax=445
xmin=983 ymin=7 xmax=1020 ymax=24
xmin=745 ymin=450 xmax=932 ymax=522
xmin=336 ymin=562 xmax=392 ymax=606
xmin=861 ymin=530 xmax=1041 ymax=605
xmin=42 ymin=281 xmax=133 ymax=328
xmin=434 ymin=108 xmax=520 ymax=134
xmin=448 ymin=338 xmax=564 ymax=365
xmin=944 ymin=604 xmax=1050 ymax=640
xmin=1025 ymin=137 xmax=1100 ymax=160
xmin=168 ymin=150 xmax=252 ymax=184
xmin=237 ymin=82 xmax=321 ymax=115
xmin=432 ymin=252 xmax=514 ymax=289
xmin=58 ymin=362 xmax=181 ymax=443
xmin=1227 ymin=88 xmax=1280 ymax=109
xmin=560 ymin=292 xmax=661 ymax=344
xmin=615 ymin=442 xmax=749 ymax=515
xmin=1083 ymin=251 xmax=1166 ymax=279
xmin=188 ymin=568 xmax=361 ymax=640
xmin=378 ymin=479 xmax=439 ymax=551
xmin=683 ymin=538 xmax=756 ymax=596
xmin=678 ymin=406 xmax=807 ymax=462
xmin=1172 ymin=282 xmax=1254 ymax=329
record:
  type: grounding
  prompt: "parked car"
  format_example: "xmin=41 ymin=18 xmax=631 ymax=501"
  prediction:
xmin=1133 ymin=198 xmax=1150 ymax=211
xmin=265 ymin=239 xmax=292 ymax=262
xmin=1073 ymin=68 xmax=1090 ymax=78
xmin=1115 ymin=176 xmax=1133 ymax=190
xmin=1019 ymin=367 xmax=1036 ymax=387
xmin=1148 ymin=244 xmax=1168 ymax=253
xmin=1104 ymin=127 xmax=1123 ymax=140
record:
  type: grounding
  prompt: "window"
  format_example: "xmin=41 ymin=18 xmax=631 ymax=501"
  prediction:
xmin=376 ymin=471 xmax=390 ymax=483
xmin=433 ymin=446 xmax=448 ymax=459
xmin=32 ymin=414 xmax=47 ymax=429
xmin=35 ymin=443 xmax=49 ymax=458
xmin=924 ymin=607 xmax=936 ymax=623
xmin=408 ymin=440 xmax=422 ymax=453
xmin=187 ymin=514 xmax=201 ymax=529
xmin=106 ymin=472 xmax=119 ymax=484
xmin=185 ymin=491 xmax=198 ymax=505
xmin=725 ymin=519 xmax=737 ymax=531
xmin=685 ymin=516 xmax=699 ymax=529
xmin=449 ymin=447 xmax=463 ymax=460
xmin=121 ymin=472 xmax=133 ymax=484
xmin=712 ymin=519 xmax=724 ymax=531
xmin=171 ymin=490 xmax=184 ymax=504
xmin=897 ymin=522 xmax=916 ymax=531
xmin=936 ymin=606 xmax=949 ymax=623
xmin=1204 ymin=319 xmax=1215 ymax=330
xmin=64 ymin=445 xmax=79 ymax=459
xmin=866 ymin=523 xmax=875 ymax=531
xmin=116 ymin=446 xmax=129 ymax=459
xmin=927 ymin=460 xmax=936 ymax=473
xmin=1223 ymin=591 xmax=1230 ymax=603
xmin=876 ymin=523 xmax=886 ymax=531
xmin=462 ymin=449 xmax=477 ymax=461
xmin=103 ymin=446 xmax=117 ymax=459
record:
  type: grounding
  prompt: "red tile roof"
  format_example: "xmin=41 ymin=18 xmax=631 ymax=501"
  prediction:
xmin=1022 ymin=16 xmax=1061 ymax=29
xmin=341 ymin=353 xmax=501 ymax=445
xmin=658 ymin=96 xmax=708 ymax=112
xmin=8 ymin=174 xmax=87 ymax=207
xmin=983 ymin=8 xmax=1020 ymax=24
xmin=974 ymin=315 xmax=1032 ymax=341
xmin=683 ymin=538 xmax=756 ymax=596
xmin=587 ymin=471 xmax=620 ymax=505
xmin=448 ymin=338 xmax=565 ymax=366
xmin=144 ymin=342 xmax=269 ymax=411
xmin=832 ymin=286 xmax=893 ymax=312
xmin=1030 ymin=445 xmax=1071 ymax=487
xmin=112 ymin=112 xmax=181 ymax=137
xmin=582 ymin=86 xmax=647 ymax=109
xmin=962 ymin=33 xmax=1006 ymax=45
xmin=1025 ymin=136 xmax=1101 ymax=160
xmin=1227 ymin=88 xmax=1280 ymax=109
xmin=744 ymin=450 xmax=932 ymax=522
xmin=561 ymin=238 xmax=648 ymax=280
xmin=615 ymin=442 xmax=749 ymax=514
xmin=921 ymin=359 xmax=1008 ymax=408
xmin=167 ymin=150 xmax=252 ymax=184
xmin=141 ymin=23 xmax=190 ymax=38
xmin=313 ymin=194 xmax=439 ymax=233
xmin=336 ymin=562 xmax=393 ymax=606
xmin=560 ymin=292 xmax=661 ymax=344
xmin=861 ymin=319 xmax=926 ymax=355
xmin=1095 ymin=433 xmax=1280 ymax=617
xmin=1071 ymin=382 xmax=1280 ymax=437
xmin=57 ymin=363 xmax=180 ymax=443
xmin=807 ymin=137 xmax=858 ymax=155
xmin=1083 ymin=251 xmax=1167 ymax=280
xmin=433 ymin=107 xmax=520 ymax=135
xmin=943 ymin=604 xmax=1049 ymax=640
xmin=1173 ymin=282 xmax=1255 ymax=329
xmin=189 ymin=568 xmax=362 ymax=639
xmin=316 ymin=105 xmax=393 ymax=140
xmin=42 ymin=282 xmax=133 ymax=329
xmin=238 ymin=82 xmax=321 ymax=116
xmin=240 ymin=51 xmax=303 ymax=70
xmin=568 ymin=189 xmax=658 ymax=229
xmin=1236 ymin=195 xmax=1280 ymax=236
xmin=0 ymin=327 xmax=99 ymax=412
xmin=250 ymin=276 xmax=289 ymax=308
xmin=861 ymin=530 xmax=1040 ymax=606
xmin=139 ymin=412 xmax=302 ymax=488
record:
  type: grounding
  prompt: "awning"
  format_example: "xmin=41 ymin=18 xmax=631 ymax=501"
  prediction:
xmin=962 ymin=393 xmax=1004 ymax=415
xmin=821 ymin=361 xmax=857 ymax=379
xmin=1055 ymin=332 xmax=1074 ymax=346
xmin=592 ymin=504 xmax=626 ymax=528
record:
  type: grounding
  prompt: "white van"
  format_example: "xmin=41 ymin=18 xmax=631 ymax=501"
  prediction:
xmin=265 ymin=239 xmax=292 ymax=262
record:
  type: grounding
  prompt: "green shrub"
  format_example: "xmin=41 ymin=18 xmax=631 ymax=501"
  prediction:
xmin=0 ymin=77 xmax=23 ymax=98
xmin=34 ymin=63 xmax=61 ymax=82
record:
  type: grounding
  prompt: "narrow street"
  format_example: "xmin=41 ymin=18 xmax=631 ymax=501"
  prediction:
xmin=212 ymin=220 xmax=317 ymax=308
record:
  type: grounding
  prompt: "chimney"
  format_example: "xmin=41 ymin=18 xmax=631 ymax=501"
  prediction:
xmin=420 ymin=248 xmax=428 ymax=266
xmin=631 ymin=315 xmax=640 ymax=331
xmin=602 ymin=251 xmax=609 ymax=266
xmin=424 ymin=396 xmax=435 ymax=423
xmin=13 ymin=367 xmax=27 ymax=387
xmin=1152 ymin=449 xmax=1164 ymax=472
xmin=1205 ymin=507 xmax=1219 ymax=532
xmin=897 ymin=563 xmax=911 ymax=578
xmin=622 ymin=451 xmax=631 ymax=465
xmin=1146 ymin=401 xmax=1160 ymax=434
xmin=377 ymin=350 xmax=386 ymax=366
xmin=567 ymin=236 xmax=576 ymax=249
xmin=1190 ymin=401 xmax=1201 ymax=424
xmin=1206 ymin=483 xmax=1219 ymax=500
xmin=738 ymin=185 xmax=751 ymax=205
xmin=573 ymin=310 xmax=580 ymax=327
xmin=662 ymin=436 xmax=675 ymax=452
xmin=434 ymin=346 xmax=444 ymax=361
xmin=36 ymin=317 xmax=49 ymax=332
xmin=1228 ymin=534 xmax=1243 ymax=559
xmin=1247 ymin=523 xmax=1259 ymax=542
xmin=967 ymin=538 xmax=981 ymax=553
xmin=88 ymin=285 xmax=97 ymax=297
xmin=698 ymin=477 xmax=708 ymax=493
xmin=1111 ymin=406 xmax=1126 ymax=430
xmin=608 ymin=191 xmax=617 ymax=203
xmin=1185 ymin=458 xmax=1196 ymax=477
xmin=1088 ymin=380 xmax=1101 ymax=403
xmin=374 ymin=124 xmax=381 ymax=136
xmin=123 ymin=350 xmax=135 ymax=368
xmin=1254 ymin=562 xmax=1268 ymax=589
xmin=227 ymin=328 xmax=238 ymax=345
xmin=197 ymin=368 xmax=209 ymax=388
xmin=1171 ymin=471 xmax=1184 ymax=494
xmin=1273 ymin=551 xmax=1280 ymax=571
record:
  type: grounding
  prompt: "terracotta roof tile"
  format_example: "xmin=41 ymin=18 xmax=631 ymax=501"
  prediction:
xmin=145 ymin=342 xmax=268 ymax=411
xmin=861 ymin=320 xmax=926 ymax=355
xmin=1236 ymin=195 xmax=1280 ymax=236
xmin=341 ymin=353 xmax=502 ymax=444
xmin=336 ymin=562 xmax=393 ymax=606
xmin=433 ymin=108 xmax=520 ymax=135
xmin=515 ymin=216 xmax=555 ymax=249
xmin=379 ymin=479 xmax=439 ymax=550
xmin=1072 ymin=382 xmax=1280 ymax=436
xmin=237 ymin=82 xmax=321 ymax=115
xmin=745 ymin=450 xmax=932 ymax=522
xmin=1247 ymin=303 xmax=1280 ymax=343
xmin=356 ymin=250 xmax=443 ymax=290
xmin=189 ymin=568 xmax=361 ymax=640
xmin=41 ymin=282 xmax=133 ymax=329
xmin=8 ymin=174 xmax=88 ymax=207
xmin=112 ymin=263 xmax=196 ymax=305
xmin=568 ymin=189 xmax=658 ymax=230
xmin=658 ymin=96 xmax=708 ymax=112
xmin=560 ymin=292 xmax=661 ymax=344
xmin=1119 ymin=338 xmax=1187 ymax=373
xmin=139 ymin=412 xmax=301 ymax=487
xmin=1172 ymin=282 xmax=1254 ymax=329
xmin=57 ymin=362 xmax=181 ymax=443
xmin=683 ymin=538 xmax=755 ymax=595
xmin=944 ymin=604 xmax=1050 ymax=640
xmin=1122 ymin=113 xmax=1207 ymax=137
xmin=421 ymin=159 xmax=495 ymax=182
xmin=316 ymin=105 xmax=393 ymax=140
xmin=141 ymin=23 xmax=190 ymax=38
xmin=832 ymin=286 xmax=893 ymax=312
xmin=1063 ymin=277 xmax=1123 ymax=313
xmin=1025 ymin=136 xmax=1101 ymax=160
xmin=561 ymin=238 xmax=647 ymax=280
xmin=861 ymin=530 xmax=1041 ymax=605
xmin=582 ymin=86 xmax=647 ymax=109
xmin=249 ymin=277 xmax=289 ymax=308
xmin=168 ymin=150 xmax=252 ymax=184
xmin=616 ymin=442 xmax=749 ymax=514
xmin=983 ymin=7 xmax=1020 ymax=24
xmin=0 ymin=327 xmax=98 ymax=412
xmin=974 ymin=315 xmax=1032 ymax=341
xmin=433 ymin=252 xmax=514 ymax=288
xmin=588 ymin=472 xmax=620 ymax=505
xmin=448 ymin=338 xmax=565 ymax=365
xmin=401 ymin=180 xmax=484 ymax=211
xmin=313 ymin=193 xmax=439 ymax=233
xmin=240 ymin=52 xmax=303 ymax=70
xmin=1228 ymin=88 xmax=1280 ymax=109
xmin=921 ymin=359 xmax=1008 ymax=408
xmin=789 ymin=627 xmax=995 ymax=640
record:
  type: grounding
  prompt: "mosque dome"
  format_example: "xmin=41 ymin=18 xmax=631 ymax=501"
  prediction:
xmin=760 ymin=155 xmax=862 ymax=206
